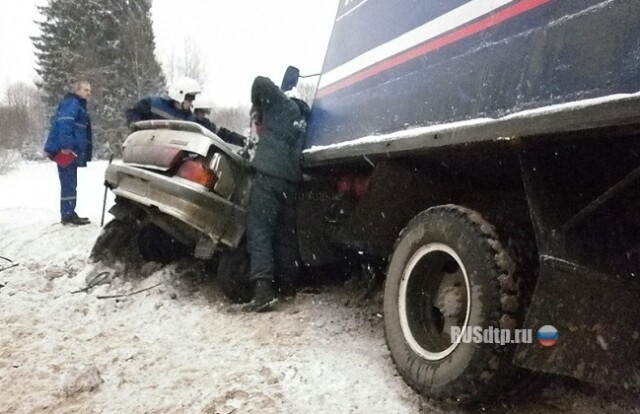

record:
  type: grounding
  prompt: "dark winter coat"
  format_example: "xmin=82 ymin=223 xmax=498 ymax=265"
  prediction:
xmin=250 ymin=76 xmax=310 ymax=182
xmin=125 ymin=96 xmax=194 ymax=126
xmin=195 ymin=117 xmax=246 ymax=147
xmin=44 ymin=93 xmax=93 ymax=167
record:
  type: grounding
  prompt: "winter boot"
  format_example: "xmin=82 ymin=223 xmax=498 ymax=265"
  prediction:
xmin=61 ymin=212 xmax=91 ymax=226
xmin=72 ymin=213 xmax=91 ymax=224
xmin=243 ymin=279 xmax=278 ymax=312
xmin=278 ymin=280 xmax=297 ymax=300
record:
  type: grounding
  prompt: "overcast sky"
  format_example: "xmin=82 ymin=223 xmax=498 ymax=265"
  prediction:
xmin=0 ymin=0 xmax=338 ymax=106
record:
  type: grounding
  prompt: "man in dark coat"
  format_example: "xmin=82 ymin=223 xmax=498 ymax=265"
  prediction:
xmin=243 ymin=76 xmax=311 ymax=312
xmin=44 ymin=80 xmax=93 ymax=226
xmin=125 ymin=76 xmax=201 ymax=126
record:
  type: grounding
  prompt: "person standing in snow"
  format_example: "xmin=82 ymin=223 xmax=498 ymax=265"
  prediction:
xmin=125 ymin=76 xmax=201 ymax=126
xmin=193 ymin=97 xmax=246 ymax=147
xmin=243 ymin=76 xmax=311 ymax=312
xmin=44 ymin=80 xmax=93 ymax=226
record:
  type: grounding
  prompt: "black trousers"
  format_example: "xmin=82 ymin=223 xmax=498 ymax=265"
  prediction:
xmin=246 ymin=173 xmax=298 ymax=286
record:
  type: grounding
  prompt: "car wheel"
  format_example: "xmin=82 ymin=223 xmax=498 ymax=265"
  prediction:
xmin=217 ymin=241 xmax=253 ymax=303
xmin=90 ymin=218 xmax=140 ymax=263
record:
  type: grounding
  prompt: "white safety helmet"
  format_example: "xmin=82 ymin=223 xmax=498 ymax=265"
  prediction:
xmin=167 ymin=77 xmax=202 ymax=102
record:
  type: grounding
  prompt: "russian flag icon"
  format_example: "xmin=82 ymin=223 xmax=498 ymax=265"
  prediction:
xmin=537 ymin=325 xmax=559 ymax=347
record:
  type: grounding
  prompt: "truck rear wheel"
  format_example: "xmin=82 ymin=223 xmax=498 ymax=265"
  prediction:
xmin=216 ymin=242 xmax=253 ymax=303
xmin=384 ymin=205 xmax=524 ymax=403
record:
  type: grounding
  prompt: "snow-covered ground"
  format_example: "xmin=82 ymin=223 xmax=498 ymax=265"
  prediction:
xmin=1 ymin=161 xmax=639 ymax=414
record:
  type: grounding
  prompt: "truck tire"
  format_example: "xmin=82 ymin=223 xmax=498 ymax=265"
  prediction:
xmin=137 ymin=223 xmax=189 ymax=263
xmin=384 ymin=204 xmax=525 ymax=403
xmin=216 ymin=242 xmax=253 ymax=303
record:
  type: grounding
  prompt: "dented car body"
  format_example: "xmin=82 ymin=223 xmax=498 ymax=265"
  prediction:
xmin=104 ymin=120 xmax=250 ymax=256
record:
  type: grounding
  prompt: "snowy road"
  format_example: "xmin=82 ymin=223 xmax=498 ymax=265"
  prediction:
xmin=1 ymin=161 xmax=639 ymax=413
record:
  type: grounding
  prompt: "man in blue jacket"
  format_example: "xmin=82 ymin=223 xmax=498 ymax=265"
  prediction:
xmin=44 ymin=80 xmax=93 ymax=226
xmin=125 ymin=77 xmax=201 ymax=126
xmin=243 ymin=76 xmax=311 ymax=312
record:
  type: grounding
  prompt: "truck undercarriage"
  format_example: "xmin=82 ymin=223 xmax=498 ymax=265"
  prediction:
xmin=298 ymin=118 xmax=640 ymax=401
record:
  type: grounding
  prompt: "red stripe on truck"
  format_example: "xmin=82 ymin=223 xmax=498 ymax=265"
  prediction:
xmin=317 ymin=0 xmax=552 ymax=98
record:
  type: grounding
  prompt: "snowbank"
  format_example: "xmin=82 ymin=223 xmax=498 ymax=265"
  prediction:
xmin=0 ymin=161 xmax=420 ymax=413
xmin=1 ymin=161 xmax=639 ymax=414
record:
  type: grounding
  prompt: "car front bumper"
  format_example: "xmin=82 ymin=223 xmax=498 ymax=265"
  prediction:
xmin=105 ymin=162 xmax=246 ymax=249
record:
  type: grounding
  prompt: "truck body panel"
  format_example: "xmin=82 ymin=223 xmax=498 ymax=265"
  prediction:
xmin=305 ymin=0 xmax=640 ymax=157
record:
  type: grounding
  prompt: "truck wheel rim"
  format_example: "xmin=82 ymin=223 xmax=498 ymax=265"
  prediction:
xmin=398 ymin=242 xmax=471 ymax=361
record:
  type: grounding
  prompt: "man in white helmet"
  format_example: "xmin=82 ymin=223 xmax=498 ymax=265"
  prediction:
xmin=193 ymin=97 xmax=246 ymax=146
xmin=126 ymin=76 xmax=201 ymax=126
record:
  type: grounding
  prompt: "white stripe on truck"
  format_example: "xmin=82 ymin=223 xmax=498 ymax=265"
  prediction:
xmin=319 ymin=0 xmax=517 ymax=90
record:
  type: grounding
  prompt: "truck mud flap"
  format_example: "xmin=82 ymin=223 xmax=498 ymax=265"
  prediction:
xmin=514 ymin=255 xmax=640 ymax=387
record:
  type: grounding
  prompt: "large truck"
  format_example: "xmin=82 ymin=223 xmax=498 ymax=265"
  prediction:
xmin=97 ymin=0 xmax=640 ymax=403
xmin=295 ymin=0 xmax=640 ymax=403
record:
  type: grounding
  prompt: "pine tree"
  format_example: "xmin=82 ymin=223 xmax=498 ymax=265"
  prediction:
xmin=32 ymin=0 xmax=166 ymax=157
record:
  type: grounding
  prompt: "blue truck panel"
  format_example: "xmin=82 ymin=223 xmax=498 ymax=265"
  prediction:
xmin=306 ymin=0 xmax=640 ymax=150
